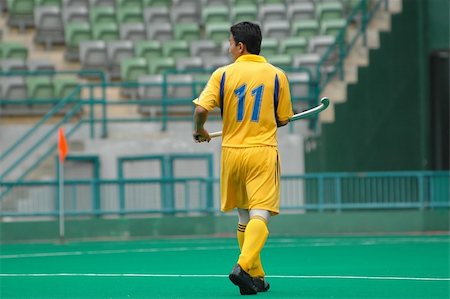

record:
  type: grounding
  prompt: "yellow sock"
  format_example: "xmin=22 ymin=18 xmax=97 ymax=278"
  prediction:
xmin=237 ymin=224 xmax=265 ymax=277
xmin=237 ymin=217 xmax=269 ymax=274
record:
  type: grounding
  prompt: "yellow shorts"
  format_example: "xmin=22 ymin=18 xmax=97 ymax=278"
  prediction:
xmin=220 ymin=146 xmax=280 ymax=215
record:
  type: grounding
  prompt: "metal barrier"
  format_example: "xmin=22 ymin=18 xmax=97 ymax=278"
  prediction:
xmin=1 ymin=171 xmax=448 ymax=218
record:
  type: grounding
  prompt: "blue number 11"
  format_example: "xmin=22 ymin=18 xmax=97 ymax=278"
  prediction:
xmin=234 ymin=84 xmax=264 ymax=122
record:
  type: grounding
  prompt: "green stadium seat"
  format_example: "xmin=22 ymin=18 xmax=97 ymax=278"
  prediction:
xmin=320 ymin=18 xmax=346 ymax=36
xmin=89 ymin=6 xmax=116 ymax=24
xmin=291 ymin=20 xmax=319 ymax=40
xmin=116 ymin=7 xmax=143 ymax=23
xmin=316 ymin=2 xmax=344 ymax=21
xmin=260 ymin=38 xmax=278 ymax=56
xmin=279 ymin=37 xmax=308 ymax=56
xmin=0 ymin=42 xmax=28 ymax=60
xmin=64 ymin=21 xmax=91 ymax=48
xmin=121 ymin=57 xmax=147 ymax=81
xmin=174 ymin=23 xmax=201 ymax=43
xmin=92 ymin=22 xmax=119 ymax=41
xmin=26 ymin=76 xmax=54 ymax=100
xmin=202 ymin=5 xmax=230 ymax=23
xmin=116 ymin=0 xmax=142 ymax=9
xmin=148 ymin=57 xmax=175 ymax=74
xmin=205 ymin=22 xmax=231 ymax=44
xmin=135 ymin=40 xmax=163 ymax=61
xmin=53 ymin=77 xmax=80 ymax=99
xmin=265 ymin=54 xmax=292 ymax=70
xmin=231 ymin=5 xmax=257 ymax=23
xmin=260 ymin=0 xmax=284 ymax=3
xmin=230 ymin=0 xmax=258 ymax=6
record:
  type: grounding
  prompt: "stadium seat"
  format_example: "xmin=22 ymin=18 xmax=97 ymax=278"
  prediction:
xmin=116 ymin=7 xmax=143 ymax=24
xmin=190 ymin=40 xmax=219 ymax=59
xmin=137 ymin=74 xmax=163 ymax=115
xmin=53 ymin=77 xmax=80 ymax=99
xmin=265 ymin=54 xmax=292 ymax=69
xmin=1 ymin=76 xmax=27 ymax=100
xmin=287 ymin=71 xmax=312 ymax=100
xmin=292 ymin=53 xmax=321 ymax=78
xmin=202 ymin=55 xmax=230 ymax=70
xmin=174 ymin=23 xmax=201 ymax=43
xmin=260 ymin=37 xmax=278 ymax=56
xmin=89 ymin=6 xmax=116 ymax=24
xmin=0 ymin=58 xmax=27 ymax=71
xmin=40 ymin=0 xmax=62 ymax=6
xmin=135 ymin=40 xmax=163 ymax=61
xmin=291 ymin=20 xmax=319 ymax=40
xmin=320 ymin=18 xmax=346 ymax=36
xmin=148 ymin=57 xmax=175 ymax=74
xmin=316 ymin=1 xmax=344 ymax=21
xmin=28 ymin=59 xmax=55 ymax=71
xmin=165 ymin=73 xmax=195 ymax=114
xmin=7 ymin=0 xmax=36 ymax=32
xmin=79 ymin=40 xmax=108 ymax=72
xmin=0 ymin=42 xmax=28 ymax=60
xmin=106 ymin=40 xmax=134 ymax=79
xmin=26 ymin=76 xmax=54 ymax=101
xmin=231 ymin=0 xmax=258 ymax=6
xmin=162 ymin=40 xmax=190 ymax=59
xmin=204 ymin=0 xmax=230 ymax=5
xmin=308 ymin=35 xmax=336 ymax=56
xmin=62 ymin=6 xmax=88 ymax=23
xmin=231 ymin=5 xmax=258 ymax=23
xmin=88 ymin=0 xmax=115 ymax=7
xmin=262 ymin=20 xmax=290 ymax=39
xmin=192 ymin=73 xmax=210 ymax=94
xmin=202 ymin=5 xmax=230 ymax=23
xmin=62 ymin=0 xmax=88 ymax=8
xmin=287 ymin=2 xmax=315 ymax=21
xmin=92 ymin=22 xmax=119 ymax=41
xmin=34 ymin=5 xmax=64 ymax=49
xmin=146 ymin=22 xmax=173 ymax=42
xmin=143 ymin=6 xmax=170 ymax=24
xmin=279 ymin=37 xmax=308 ymax=56
xmin=258 ymin=4 xmax=286 ymax=22
xmin=116 ymin=0 xmax=142 ymax=9
xmin=205 ymin=22 xmax=231 ymax=43
xmin=64 ymin=22 xmax=91 ymax=61
xmin=119 ymin=23 xmax=146 ymax=42
xmin=120 ymin=57 xmax=147 ymax=81
xmin=142 ymin=0 xmax=171 ymax=7
xmin=170 ymin=5 xmax=199 ymax=23
xmin=175 ymin=56 xmax=203 ymax=71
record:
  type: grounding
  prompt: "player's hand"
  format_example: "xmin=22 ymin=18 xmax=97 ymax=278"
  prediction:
xmin=193 ymin=128 xmax=211 ymax=143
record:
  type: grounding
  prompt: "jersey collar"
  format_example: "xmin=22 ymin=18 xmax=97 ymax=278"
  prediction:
xmin=235 ymin=54 xmax=267 ymax=63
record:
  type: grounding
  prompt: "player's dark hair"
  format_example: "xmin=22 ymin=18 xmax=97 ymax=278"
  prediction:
xmin=230 ymin=22 xmax=262 ymax=55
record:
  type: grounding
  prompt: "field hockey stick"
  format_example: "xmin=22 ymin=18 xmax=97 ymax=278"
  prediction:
xmin=209 ymin=97 xmax=330 ymax=139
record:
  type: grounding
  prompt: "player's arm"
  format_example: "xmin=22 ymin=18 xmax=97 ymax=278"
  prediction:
xmin=193 ymin=105 xmax=211 ymax=143
xmin=276 ymin=119 xmax=289 ymax=127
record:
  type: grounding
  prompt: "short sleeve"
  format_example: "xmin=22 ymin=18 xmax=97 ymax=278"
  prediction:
xmin=192 ymin=68 xmax=224 ymax=112
xmin=276 ymin=71 xmax=294 ymax=122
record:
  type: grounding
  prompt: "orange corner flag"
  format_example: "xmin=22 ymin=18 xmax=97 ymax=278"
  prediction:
xmin=58 ymin=128 xmax=69 ymax=163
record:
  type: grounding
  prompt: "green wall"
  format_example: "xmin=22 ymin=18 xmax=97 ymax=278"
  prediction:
xmin=306 ymin=0 xmax=448 ymax=172
xmin=1 ymin=210 xmax=448 ymax=243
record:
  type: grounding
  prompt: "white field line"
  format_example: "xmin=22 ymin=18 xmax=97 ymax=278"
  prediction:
xmin=0 ymin=273 xmax=449 ymax=281
xmin=1 ymin=237 xmax=448 ymax=260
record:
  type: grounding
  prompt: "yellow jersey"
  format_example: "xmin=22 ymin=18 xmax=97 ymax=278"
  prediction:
xmin=194 ymin=54 xmax=293 ymax=147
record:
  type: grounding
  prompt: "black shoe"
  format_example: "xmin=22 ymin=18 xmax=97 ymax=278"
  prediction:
xmin=252 ymin=277 xmax=270 ymax=292
xmin=229 ymin=264 xmax=258 ymax=295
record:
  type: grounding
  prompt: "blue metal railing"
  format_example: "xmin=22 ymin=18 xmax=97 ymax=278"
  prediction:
xmin=1 ymin=171 xmax=448 ymax=218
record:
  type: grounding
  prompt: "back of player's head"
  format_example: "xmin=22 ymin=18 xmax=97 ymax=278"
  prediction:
xmin=230 ymin=22 xmax=262 ymax=55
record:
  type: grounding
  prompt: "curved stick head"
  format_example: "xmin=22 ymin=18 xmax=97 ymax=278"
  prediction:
xmin=320 ymin=97 xmax=330 ymax=108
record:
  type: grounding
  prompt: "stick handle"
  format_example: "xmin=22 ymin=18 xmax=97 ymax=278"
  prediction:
xmin=209 ymin=131 xmax=222 ymax=138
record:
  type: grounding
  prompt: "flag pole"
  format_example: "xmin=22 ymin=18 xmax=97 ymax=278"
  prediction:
xmin=57 ymin=127 xmax=69 ymax=244
xmin=59 ymin=159 xmax=65 ymax=243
